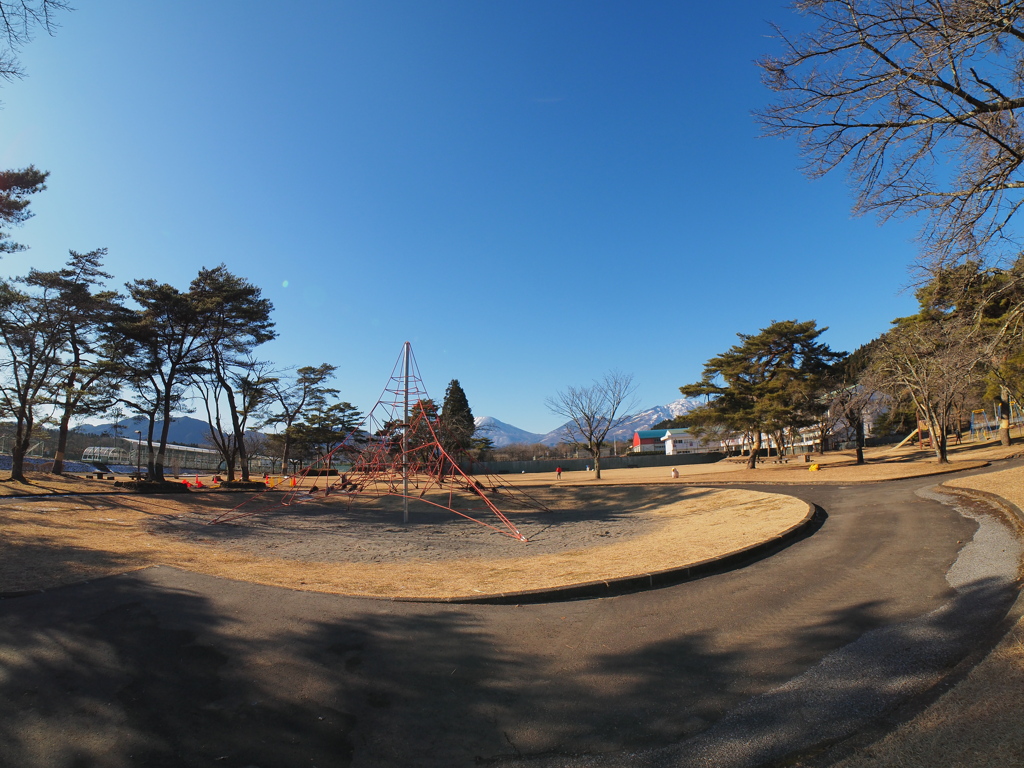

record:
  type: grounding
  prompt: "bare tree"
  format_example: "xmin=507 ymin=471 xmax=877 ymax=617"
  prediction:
xmin=195 ymin=358 xmax=275 ymax=483
xmin=819 ymin=343 xmax=879 ymax=463
xmin=873 ymin=313 xmax=986 ymax=462
xmin=0 ymin=1 xmax=70 ymax=84
xmin=758 ymin=0 xmax=1024 ymax=264
xmin=546 ymin=371 xmax=637 ymax=479
xmin=828 ymin=381 xmax=882 ymax=463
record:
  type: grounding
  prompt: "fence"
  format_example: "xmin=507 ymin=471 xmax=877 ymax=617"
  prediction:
xmin=463 ymin=452 xmax=725 ymax=475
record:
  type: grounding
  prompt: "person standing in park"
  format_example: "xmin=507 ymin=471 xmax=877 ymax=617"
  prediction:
xmin=556 ymin=466 xmax=563 ymax=480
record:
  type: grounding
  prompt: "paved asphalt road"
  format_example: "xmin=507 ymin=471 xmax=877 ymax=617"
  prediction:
xmin=0 ymin=465 xmax=1021 ymax=768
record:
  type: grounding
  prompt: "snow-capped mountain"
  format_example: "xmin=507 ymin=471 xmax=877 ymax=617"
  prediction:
xmin=473 ymin=417 xmax=546 ymax=448
xmin=475 ymin=398 xmax=702 ymax=448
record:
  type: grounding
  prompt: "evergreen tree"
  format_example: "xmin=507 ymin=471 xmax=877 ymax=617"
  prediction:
xmin=265 ymin=364 xmax=338 ymax=473
xmin=681 ymin=320 xmax=842 ymax=469
xmin=0 ymin=166 xmax=47 ymax=254
xmin=405 ymin=398 xmax=440 ymax=456
xmin=190 ymin=265 xmax=276 ymax=481
xmin=440 ymin=379 xmax=475 ymax=456
xmin=0 ymin=279 xmax=64 ymax=481
xmin=291 ymin=400 xmax=364 ymax=466
xmin=119 ymin=280 xmax=207 ymax=481
xmin=25 ymin=248 xmax=125 ymax=474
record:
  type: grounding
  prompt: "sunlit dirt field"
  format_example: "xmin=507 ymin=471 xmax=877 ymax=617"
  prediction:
xmin=0 ymin=480 xmax=809 ymax=599
xmin=0 ymin=438 xmax=1012 ymax=602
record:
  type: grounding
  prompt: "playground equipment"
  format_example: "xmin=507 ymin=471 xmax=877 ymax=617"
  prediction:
xmin=210 ymin=342 xmax=547 ymax=540
xmin=971 ymin=409 xmax=997 ymax=441
xmin=890 ymin=415 xmax=933 ymax=451
xmin=972 ymin=400 xmax=1024 ymax=442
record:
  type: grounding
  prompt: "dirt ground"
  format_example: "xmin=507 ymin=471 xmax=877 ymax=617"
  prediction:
xmin=0 ymin=480 xmax=807 ymax=600
xmin=507 ymin=441 xmax=1003 ymax=487
xmin=0 ymin=439 xmax=1012 ymax=602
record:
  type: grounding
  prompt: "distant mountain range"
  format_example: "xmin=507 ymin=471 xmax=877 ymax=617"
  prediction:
xmin=474 ymin=398 xmax=701 ymax=447
xmin=76 ymin=416 xmax=215 ymax=447
xmin=77 ymin=398 xmax=704 ymax=451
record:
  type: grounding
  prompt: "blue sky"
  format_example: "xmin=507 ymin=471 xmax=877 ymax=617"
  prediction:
xmin=0 ymin=1 xmax=920 ymax=433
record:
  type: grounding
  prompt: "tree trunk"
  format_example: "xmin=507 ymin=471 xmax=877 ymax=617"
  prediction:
xmin=218 ymin=440 xmax=236 ymax=481
xmin=145 ymin=418 xmax=157 ymax=479
xmin=155 ymin=415 xmax=173 ymax=482
xmin=220 ymin=375 xmax=249 ymax=481
xmin=52 ymin=410 xmax=72 ymax=475
xmin=233 ymin=424 xmax=249 ymax=481
xmin=854 ymin=417 xmax=865 ymax=465
xmin=746 ymin=433 xmax=761 ymax=470
xmin=11 ymin=439 xmax=27 ymax=482
xmin=51 ymin=368 xmax=86 ymax=476
xmin=926 ymin=411 xmax=948 ymax=463
xmin=999 ymin=387 xmax=1012 ymax=446
xmin=281 ymin=432 xmax=293 ymax=477
xmin=10 ymin=410 xmax=32 ymax=483
xmin=593 ymin=445 xmax=602 ymax=479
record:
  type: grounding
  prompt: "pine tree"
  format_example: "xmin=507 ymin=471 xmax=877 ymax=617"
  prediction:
xmin=440 ymin=379 xmax=475 ymax=455
xmin=0 ymin=166 xmax=47 ymax=254
xmin=681 ymin=320 xmax=841 ymax=470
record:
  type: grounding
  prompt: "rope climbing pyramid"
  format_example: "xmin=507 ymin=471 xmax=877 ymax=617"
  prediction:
xmin=212 ymin=342 xmax=546 ymax=540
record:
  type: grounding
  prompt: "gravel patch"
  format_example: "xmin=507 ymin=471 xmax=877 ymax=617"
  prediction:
xmin=921 ymin=486 xmax=1022 ymax=590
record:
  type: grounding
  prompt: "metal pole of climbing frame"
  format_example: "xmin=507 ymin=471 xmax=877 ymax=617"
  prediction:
xmin=402 ymin=341 xmax=410 ymax=524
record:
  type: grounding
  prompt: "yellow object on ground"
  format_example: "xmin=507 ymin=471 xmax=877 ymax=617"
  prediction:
xmin=809 ymin=463 xmax=820 ymax=471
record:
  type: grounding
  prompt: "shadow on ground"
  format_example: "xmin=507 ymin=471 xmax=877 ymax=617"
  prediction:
xmin=0 ymin=562 xmax=1013 ymax=768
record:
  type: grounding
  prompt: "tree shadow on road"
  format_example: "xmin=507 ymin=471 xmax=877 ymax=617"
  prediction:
xmin=0 ymin=576 xmax=353 ymax=768
xmin=0 ymin=566 xmax=1011 ymax=768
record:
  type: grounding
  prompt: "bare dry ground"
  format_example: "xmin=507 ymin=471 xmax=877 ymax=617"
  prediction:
xmin=0 ymin=479 xmax=808 ymax=600
xmin=504 ymin=441 xmax=1003 ymax=487
xmin=0 ymin=439 xmax=1010 ymax=602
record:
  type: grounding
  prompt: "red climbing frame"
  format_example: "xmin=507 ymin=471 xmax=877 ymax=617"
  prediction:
xmin=210 ymin=342 xmax=548 ymax=539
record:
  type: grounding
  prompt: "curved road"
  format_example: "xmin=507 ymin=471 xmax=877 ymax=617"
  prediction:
xmin=0 ymin=464 xmax=1020 ymax=768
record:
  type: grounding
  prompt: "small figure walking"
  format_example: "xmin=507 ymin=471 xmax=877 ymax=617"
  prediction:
xmin=556 ymin=466 xmax=563 ymax=480
xmin=670 ymin=467 xmax=679 ymax=479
